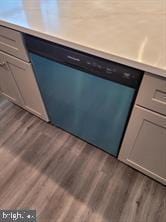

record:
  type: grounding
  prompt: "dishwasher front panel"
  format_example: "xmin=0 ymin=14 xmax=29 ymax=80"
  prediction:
xmin=30 ymin=53 xmax=135 ymax=156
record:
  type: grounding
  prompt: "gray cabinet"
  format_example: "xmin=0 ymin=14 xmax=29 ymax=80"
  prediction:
xmin=0 ymin=52 xmax=23 ymax=105
xmin=0 ymin=25 xmax=48 ymax=121
xmin=0 ymin=51 xmax=48 ymax=121
xmin=6 ymin=53 xmax=48 ymax=120
xmin=119 ymin=73 xmax=166 ymax=185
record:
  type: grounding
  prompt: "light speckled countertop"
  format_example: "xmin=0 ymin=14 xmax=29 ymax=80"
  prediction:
xmin=0 ymin=0 xmax=166 ymax=77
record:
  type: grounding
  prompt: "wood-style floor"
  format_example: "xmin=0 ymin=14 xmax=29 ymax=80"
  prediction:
xmin=0 ymin=96 xmax=165 ymax=222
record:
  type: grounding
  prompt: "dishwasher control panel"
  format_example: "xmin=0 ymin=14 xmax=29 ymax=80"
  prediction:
xmin=25 ymin=34 xmax=143 ymax=88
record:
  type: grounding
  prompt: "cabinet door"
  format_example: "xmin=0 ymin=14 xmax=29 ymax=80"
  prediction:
xmin=119 ymin=105 xmax=166 ymax=185
xmin=0 ymin=52 xmax=23 ymax=105
xmin=5 ymin=53 xmax=48 ymax=121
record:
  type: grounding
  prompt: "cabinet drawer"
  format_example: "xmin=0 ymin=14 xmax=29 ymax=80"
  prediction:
xmin=136 ymin=73 xmax=166 ymax=115
xmin=0 ymin=25 xmax=29 ymax=62
xmin=119 ymin=106 xmax=166 ymax=185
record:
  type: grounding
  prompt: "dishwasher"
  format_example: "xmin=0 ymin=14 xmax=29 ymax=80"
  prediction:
xmin=25 ymin=35 xmax=143 ymax=157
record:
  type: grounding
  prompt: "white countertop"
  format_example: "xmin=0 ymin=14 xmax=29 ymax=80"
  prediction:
xmin=0 ymin=0 xmax=166 ymax=77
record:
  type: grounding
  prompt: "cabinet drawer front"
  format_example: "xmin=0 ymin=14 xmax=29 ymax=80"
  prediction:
xmin=119 ymin=106 xmax=166 ymax=185
xmin=136 ymin=73 xmax=166 ymax=115
xmin=0 ymin=26 xmax=29 ymax=62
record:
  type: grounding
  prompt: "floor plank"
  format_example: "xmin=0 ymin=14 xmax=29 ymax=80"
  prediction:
xmin=0 ymin=96 xmax=165 ymax=222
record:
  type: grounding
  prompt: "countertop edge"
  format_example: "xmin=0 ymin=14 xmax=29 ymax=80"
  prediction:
xmin=0 ymin=20 xmax=166 ymax=79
